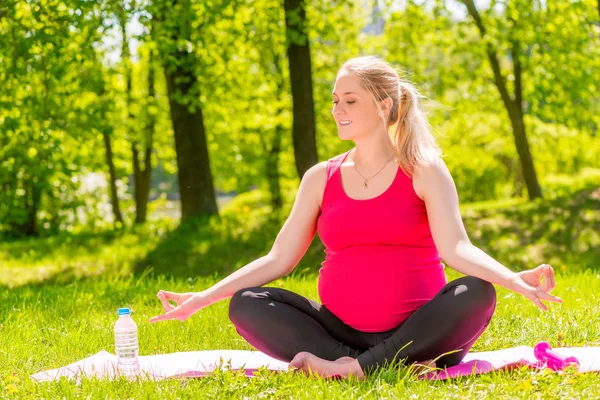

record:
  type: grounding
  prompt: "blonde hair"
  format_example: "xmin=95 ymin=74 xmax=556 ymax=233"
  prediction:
xmin=338 ymin=56 xmax=441 ymax=176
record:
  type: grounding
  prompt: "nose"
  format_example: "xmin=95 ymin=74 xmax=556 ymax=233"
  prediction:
xmin=332 ymin=104 xmax=346 ymax=118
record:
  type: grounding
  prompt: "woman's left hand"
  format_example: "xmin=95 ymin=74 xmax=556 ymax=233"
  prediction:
xmin=507 ymin=264 xmax=562 ymax=311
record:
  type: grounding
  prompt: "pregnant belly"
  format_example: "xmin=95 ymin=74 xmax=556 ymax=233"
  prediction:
xmin=318 ymin=248 xmax=446 ymax=332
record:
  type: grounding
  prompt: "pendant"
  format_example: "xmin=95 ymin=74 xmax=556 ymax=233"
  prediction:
xmin=362 ymin=180 xmax=369 ymax=189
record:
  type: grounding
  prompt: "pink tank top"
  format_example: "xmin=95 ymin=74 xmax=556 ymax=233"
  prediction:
xmin=316 ymin=149 xmax=447 ymax=332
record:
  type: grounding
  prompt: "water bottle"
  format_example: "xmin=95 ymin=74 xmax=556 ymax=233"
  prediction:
xmin=114 ymin=307 xmax=140 ymax=377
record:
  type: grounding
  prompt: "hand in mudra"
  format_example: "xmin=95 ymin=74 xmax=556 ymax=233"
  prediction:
xmin=508 ymin=264 xmax=562 ymax=311
xmin=149 ymin=290 xmax=207 ymax=323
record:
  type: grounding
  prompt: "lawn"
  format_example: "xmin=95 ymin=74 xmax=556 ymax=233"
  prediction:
xmin=1 ymin=185 xmax=599 ymax=399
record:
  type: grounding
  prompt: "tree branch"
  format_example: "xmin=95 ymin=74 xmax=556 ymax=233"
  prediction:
xmin=460 ymin=0 xmax=516 ymax=109
xmin=511 ymin=39 xmax=522 ymax=110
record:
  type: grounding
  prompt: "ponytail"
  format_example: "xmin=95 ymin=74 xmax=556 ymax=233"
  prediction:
xmin=340 ymin=56 xmax=442 ymax=177
xmin=390 ymin=82 xmax=441 ymax=176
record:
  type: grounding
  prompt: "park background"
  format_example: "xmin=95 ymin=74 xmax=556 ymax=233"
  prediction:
xmin=1 ymin=0 xmax=600 ymax=398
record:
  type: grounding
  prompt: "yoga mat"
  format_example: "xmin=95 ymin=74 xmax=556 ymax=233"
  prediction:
xmin=421 ymin=346 xmax=600 ymax=380
xmin=31 ymin=346 xmax=600 ymax=382
xmin=31 ymin=350 xmax=289 ymax=382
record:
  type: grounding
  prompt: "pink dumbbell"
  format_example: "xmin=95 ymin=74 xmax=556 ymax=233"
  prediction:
xmin=533 ymin=341 xmax=580 ymax=371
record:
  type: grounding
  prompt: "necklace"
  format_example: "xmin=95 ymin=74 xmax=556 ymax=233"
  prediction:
xmin=352 ymin=149 xmax=397 ymax=189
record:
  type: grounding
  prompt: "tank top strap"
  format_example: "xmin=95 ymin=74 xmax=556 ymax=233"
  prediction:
xmin=326 ymin=150 xmax=350 ymax=180
xmin=323 ymin=150 xmax=351 ymax=202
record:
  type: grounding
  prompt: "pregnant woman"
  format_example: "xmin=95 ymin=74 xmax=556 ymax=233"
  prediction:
xmin=150 ymin=56 xmax=561 ymax=379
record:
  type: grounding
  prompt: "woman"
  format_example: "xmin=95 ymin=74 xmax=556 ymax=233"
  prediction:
xmin=150 ymin=56 xmax=562 ymax=379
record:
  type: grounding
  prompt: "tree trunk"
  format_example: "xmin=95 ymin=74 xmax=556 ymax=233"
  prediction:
xmin=507 ymin=40 xmax=542 ymax=198
xmin=163 ymin=57 xmax=218 ymax=219
xmin=102 ymin=130 xmax=125 ymax=226
xmin=505 ymin=101 xmax=541 ymax=198
xmin=267 ymin=125 xmax=284 ymax=210
xmin=151 ymin=0 xmax=218 ymax=220
xmin=11 ymin=178 xmax=41 ymax=236
xmin=283 ymin=0 xmax=318 ymax=179
xmin=461 ymin=0 xmax=542 ymax=199
xmin=264 ymin=53 xmax=284 ymax=210
xmin=132 ymin=142 xmax=152 ymax=224
xmin=118 ymin=2 xmax=153 ymax=224
xmin=25 ymin=179 xmax=40 ymax=235
xmin=132 ymin=52 xmax=155 ymax=224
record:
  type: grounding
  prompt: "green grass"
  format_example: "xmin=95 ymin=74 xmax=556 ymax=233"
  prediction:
xmin=2 ymin=272 xmax=600 ymax=398
xmin=1 ymin=182 xmax=599 ymax=398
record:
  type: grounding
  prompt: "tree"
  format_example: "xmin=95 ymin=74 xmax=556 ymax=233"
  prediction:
xmin=150 ymin=0 xmax=219 ymax=220
xmin=283 ymin=0 xmax=318 ymax=178
xmin=131 ymin=47 xmax=156 ymax=224
xmin=115 ymin=0 xmax=154 ymax=224
xmin=459 ymin=0 xmax=542 ymax=200
xmin=0 ymin=0 xmax=109 ymax=235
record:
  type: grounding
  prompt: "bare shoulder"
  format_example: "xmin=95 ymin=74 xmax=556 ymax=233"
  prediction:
xmin=299 ymin=161 xmax=328 ymax=208
xmin=412 ymin=156 xmax=453 ymax=201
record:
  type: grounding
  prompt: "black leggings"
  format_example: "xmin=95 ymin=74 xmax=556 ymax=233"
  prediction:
xmin=228 ymin=276 xmax=496 ymax=373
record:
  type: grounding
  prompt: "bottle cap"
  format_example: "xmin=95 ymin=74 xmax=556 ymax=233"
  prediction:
xmin=118 ymin=307 xmax=131 ymax=316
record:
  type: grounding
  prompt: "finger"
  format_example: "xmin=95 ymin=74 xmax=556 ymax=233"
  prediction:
xmin=149 ymin=314 xmax=168 ymax=323
xmin=547 ymin=265 xmax=556 ymax=291
xmin=541 ymin=267 xmax=551 ymax=292
xmin=149 ymin=307 xmax=180 ymax=323
xmin=533 ymin=264 xmax=546 ymax=278
xmin=530 ymin=295 xmax=548 ymax=311
xmin=159 ymin=290 xmax=181 ymax=302
xmin=537 ymin=289 xmax=562 ymax=304
xmin=540 ymin=265 xmax=555 ymax=292
xmin=157 ymin=291 xmax=175 ymax=312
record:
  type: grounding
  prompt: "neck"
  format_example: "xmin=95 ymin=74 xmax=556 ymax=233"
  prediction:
xmin=351 ymin=135 xmax=396 ymax=170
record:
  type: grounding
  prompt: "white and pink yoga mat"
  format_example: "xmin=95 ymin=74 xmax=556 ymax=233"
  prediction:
xmin=31 ymin=345 xmax=600 ymax=382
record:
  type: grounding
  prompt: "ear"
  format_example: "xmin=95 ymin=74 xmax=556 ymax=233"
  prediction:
xmin=379 ymin=98 xmax=393 ymax=118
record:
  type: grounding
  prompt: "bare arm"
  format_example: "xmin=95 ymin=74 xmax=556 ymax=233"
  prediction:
xmin=150 ymin=162 xmax=327 ymax=322
xmin=201 ymin=162 xmax=326 ymax=302
xmin=412 ymin=157 xmax=561 ymax=310
xmin=412 ymin=157 xmax=515 ymax=286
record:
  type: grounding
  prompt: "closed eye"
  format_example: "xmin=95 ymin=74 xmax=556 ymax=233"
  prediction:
xmin=332 ymin=101 xmax=356 ymax=105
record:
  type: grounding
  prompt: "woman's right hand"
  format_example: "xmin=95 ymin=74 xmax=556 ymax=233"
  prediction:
xmin=149 ymin=290 xmax=209 ymax=323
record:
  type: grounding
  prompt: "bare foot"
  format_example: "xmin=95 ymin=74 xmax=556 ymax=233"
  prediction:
xmin=335 ymin=356 xmax=356 ymax=363
xmin=290 ymin=352 xmax=364 ymax=380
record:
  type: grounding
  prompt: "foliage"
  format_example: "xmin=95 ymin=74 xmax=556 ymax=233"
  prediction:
xmin=0 ymin=0 xmax=598 ymax=235
xmin=2 ymin=179 xmax=599 ymax=289
xmin=0 ymin=0 xmax=108 ymax=235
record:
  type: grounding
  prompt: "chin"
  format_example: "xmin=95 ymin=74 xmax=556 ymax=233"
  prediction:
xmin=337 ymin=130 xmax=356 ymax=141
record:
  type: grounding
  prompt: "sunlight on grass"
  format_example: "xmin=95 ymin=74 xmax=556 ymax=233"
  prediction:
xmin=1 ymin=185 xmax=599 ymax=398
xmin=1 ymin=272 xmax=599 ymax=398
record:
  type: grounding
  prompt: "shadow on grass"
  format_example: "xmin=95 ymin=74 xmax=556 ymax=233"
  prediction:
xmin=133 ymin=210 xmax=325 ymax=279
xmin=2 ymin=185 xmax=598 ymax=288
xmin=0 ymin=264 xmax=97 ymax=292
xmin=0 ymin=230 xmax=122 ymax=265
xmin=135 ymin=185 xmax=599 ymax=281
xmin=0 ymin=224 xmax=169 ymax=288
xmin=464 ymin=186 xmax=600 ymax=271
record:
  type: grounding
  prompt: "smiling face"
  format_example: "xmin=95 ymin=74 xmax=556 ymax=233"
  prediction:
xmin=331 ymin=70 xmax=389 ymax=141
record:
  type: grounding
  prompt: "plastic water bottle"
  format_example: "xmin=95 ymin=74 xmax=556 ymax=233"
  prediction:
xmin=114 ymin=307 xmax=140 ymax=377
